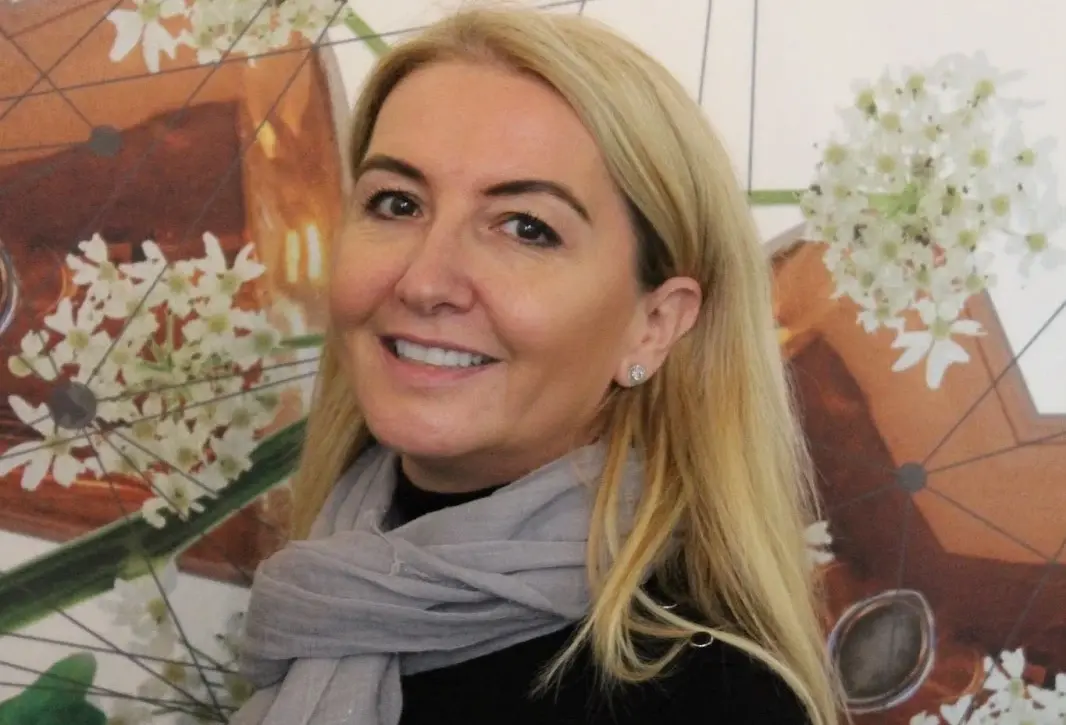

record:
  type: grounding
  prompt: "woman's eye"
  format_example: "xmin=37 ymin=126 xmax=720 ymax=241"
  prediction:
xmin=500 ymin=214 xmax=561 ymax=247
xmin=366 ymin=191 xmax=420 ymax=218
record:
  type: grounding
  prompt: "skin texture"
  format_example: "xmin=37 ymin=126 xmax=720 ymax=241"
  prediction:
xmin=329 ymin=60 xmax=700 ymax=492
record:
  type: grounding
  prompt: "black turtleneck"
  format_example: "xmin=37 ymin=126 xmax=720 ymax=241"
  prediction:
xmin=391 ymin=462 xmax=811 ymax=725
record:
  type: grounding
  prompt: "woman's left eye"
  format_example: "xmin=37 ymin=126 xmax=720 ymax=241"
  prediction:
xmin=499 ymin=214 xmax=562 ymax=248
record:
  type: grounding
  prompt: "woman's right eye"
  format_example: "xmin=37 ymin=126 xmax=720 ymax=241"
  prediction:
xmin=366 ymin=191 xmax=421 ymax=219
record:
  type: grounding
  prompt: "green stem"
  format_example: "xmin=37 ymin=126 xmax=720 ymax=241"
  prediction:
xmin=0 ymin=418 xmax=306 ymax=634
xmin=276 ymin=333 xmax=324 ymax=350
xmin=747 ymin=189 xmax=806 ymax=206
xmin=343 ymin=11 xmax=391 ymax=58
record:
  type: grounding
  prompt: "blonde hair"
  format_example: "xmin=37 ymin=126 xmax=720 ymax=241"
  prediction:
xmin=290 ymin=7 xmax=843 ymax=725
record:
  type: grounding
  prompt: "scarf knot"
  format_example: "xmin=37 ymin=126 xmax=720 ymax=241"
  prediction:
xmin=230 ymin=444 xmax=641 ymax=725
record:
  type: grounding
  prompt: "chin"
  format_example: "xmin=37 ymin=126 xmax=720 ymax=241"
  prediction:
xmin=362 ymin=404 xmax=485 ymax=460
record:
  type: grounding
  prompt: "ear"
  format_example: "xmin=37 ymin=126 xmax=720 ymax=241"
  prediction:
xmin=614 ymin=276 xmax=702 ymax=387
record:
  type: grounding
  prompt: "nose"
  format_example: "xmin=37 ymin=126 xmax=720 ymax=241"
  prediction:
xmin=393 ymin=215 xmax=475 ymax=316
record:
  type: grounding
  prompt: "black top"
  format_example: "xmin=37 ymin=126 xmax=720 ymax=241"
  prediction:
xmin=390 ymin=463 xmax=810 ymax=725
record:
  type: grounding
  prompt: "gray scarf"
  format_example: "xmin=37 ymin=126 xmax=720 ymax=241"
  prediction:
xmin=230 ymin=443 xmax=641 ymax=725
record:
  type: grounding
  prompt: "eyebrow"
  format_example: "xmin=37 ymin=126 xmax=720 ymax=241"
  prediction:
xmin=352 ymin=153 xmax=591 ymax=222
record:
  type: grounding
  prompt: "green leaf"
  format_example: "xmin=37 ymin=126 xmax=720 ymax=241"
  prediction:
xmin=0 ymin=653 xmax=106 ymax=725
xmin=343 ymin=11 xmax=391 ymax=57
xmin=276 ymin=333 xmax=324 ymax=350
xmin=0 ymin=418 xmax=306 ymax=633
xmin=747 ymin=189 xmax=806 ymax=206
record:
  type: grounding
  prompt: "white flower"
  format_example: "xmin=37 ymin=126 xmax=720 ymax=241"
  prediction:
xmin=101 ymin=700 xmax=153 ymax=725
xmin=1030 ymin=673 xmax=1066 ymax=718
xmin=101 ymin=559 xmax=179 ymax=653
xmin=804 ymin=521 xmax=834 ymax=567
xmin=65 ymin=234 xmax=123 ymax=304
xmin=7 ymin=331 xmax=55 ymax=380
xmin=42 ymin=297 xmax=110 ymax=370
xmin=106 ymin=0 xmax=185 ymax=73
xmin=804 ymin=53 xmax=1065 ymax=389
xmin=141 ymin=470 xmax=207 ymax=528
xmin=984 ymin=648 xmax=1031 ymax=714
xmin=0 ymin=396 xmax=98 ymax=490
xmin=891 ymin=299 xmax=984 ymax=389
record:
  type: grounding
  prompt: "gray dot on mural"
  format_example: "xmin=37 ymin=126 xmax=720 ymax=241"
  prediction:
xmin=86 ymin=126 xmax=122 ymax=157
xmin=47 ymin=380 xmax=98 ymax=430
xmin=895 ymin=462 xmax=927 ymax=493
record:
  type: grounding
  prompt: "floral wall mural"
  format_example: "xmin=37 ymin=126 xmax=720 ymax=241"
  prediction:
xmin=0 ymin=1 xmax=1063 ymax=723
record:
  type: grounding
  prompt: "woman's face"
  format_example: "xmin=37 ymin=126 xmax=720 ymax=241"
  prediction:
xmin=330 ymin=60 xmax=699 ymax=490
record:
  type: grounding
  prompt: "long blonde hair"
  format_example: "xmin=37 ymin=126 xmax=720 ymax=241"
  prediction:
xmin=290 ymin=7 xmax=843 ymax=724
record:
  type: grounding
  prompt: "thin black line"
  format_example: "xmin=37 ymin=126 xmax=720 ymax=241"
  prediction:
xmin=83 ymin=433 xmax=225 ymax=719
xmin=0 ymin=0 xmax=596 ymax=104
xmin=921 ymin=295 xmax=1066 ymax=467
xmin=0 ymin=141 xmax=83 ymax=155
xmin=96 ymin=354 xmax=320 ymax=404
xmin=924 ymin=487 xmax=1051 ymax=563
xmin=973 ymin=328 xmax=1021 ymax=447
xmin=81 ymin=1 xmax=345 ymax=389
xmin=0 ymin=660 xmax=218 ymax=716
xmin=0 ymin=23 xmax=95 ymax=129
xmin=825 ymin=482 xmax=895 ymax=515
xmin=577 ymin=0 xmax=588 ymax=14
xmin=106 ymin=426 xmax=287 ymax=552
xmin=0 ymin=0 xmax=592 ymax=199
xmin=957 ymin=540 xmax=1066 ymax=723
xmin=0 ymin=630 xmax=233 ymax=673
xmin=0 ymin=369 xmax=314 ymax=463
xmin=696 ymin=0 xmax=713 ymax=105
xmin=0 ymin=0 xmax=126 ymax=126
xmin=93 ymin=427 xmax=257 ymax=586
xmin=67 ymin=0 xmax=278 ymax=262
xmin=927 ymin=427 xmax=1066 ymax=475
xmin=9 ymin=0 xmax=111 ymax=39
xmin=744 ymin=0 xmax=759 ymax=192
xmin=0 ymin=582 xmax=205 ymax=708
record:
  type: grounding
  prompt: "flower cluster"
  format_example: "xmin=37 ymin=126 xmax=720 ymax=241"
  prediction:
xmin=2 ymin=232 xmax=310 ymax=529
xmin=912 ymin=649 xmax=1065 ymax=724
xmin=98 ymin=559 xmax=251 ymax=724
xmin=106 ymin=0 xmax=351 ymax=73
xmin=801 ymin=53 xmax=1066 ymax=389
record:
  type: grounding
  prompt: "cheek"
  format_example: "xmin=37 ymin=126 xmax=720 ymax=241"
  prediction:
xmin=327 ymin=228 xmax=391 ymax=327
xmin=493 ymin=278 xmax=634 ymax=374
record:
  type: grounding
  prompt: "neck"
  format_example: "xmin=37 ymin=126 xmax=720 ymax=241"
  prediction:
xmin=399 ymin=437 xmax=591 ymax=494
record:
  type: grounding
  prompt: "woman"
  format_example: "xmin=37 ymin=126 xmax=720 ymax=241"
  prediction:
xmin=233 ymin=7 xmax=843 ymax=725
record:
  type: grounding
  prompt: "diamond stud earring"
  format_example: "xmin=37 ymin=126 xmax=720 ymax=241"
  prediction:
xmin=627 ymin=364 xmax=647 ymax=386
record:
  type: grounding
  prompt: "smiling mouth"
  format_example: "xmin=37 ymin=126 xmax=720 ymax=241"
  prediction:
xmin=382 ymin=337 xmax=499 ymax=369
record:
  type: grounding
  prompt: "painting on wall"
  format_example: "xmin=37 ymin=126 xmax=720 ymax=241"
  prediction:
xmin=0 ymin=1 xmax=1063 ymax=724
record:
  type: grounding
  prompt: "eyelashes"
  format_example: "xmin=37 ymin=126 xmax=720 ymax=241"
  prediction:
xmin=357 ymin=188 xmax=563 ymax=248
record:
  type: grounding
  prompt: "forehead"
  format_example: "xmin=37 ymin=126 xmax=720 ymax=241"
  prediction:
xmin=366 ymin=60 xmax=613 ymax=192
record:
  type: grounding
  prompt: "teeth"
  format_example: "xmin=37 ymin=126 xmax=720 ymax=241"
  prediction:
xmin=394 ymin=339 xmax=488 ymax=368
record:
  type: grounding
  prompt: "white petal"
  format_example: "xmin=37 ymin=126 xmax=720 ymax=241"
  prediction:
xmin=892 ymin=333 xmax=931 ymax=372
xmin=107 ymin=9 xmax=144 ymax=63
xmin=51 ymin=453 xmax=83 ymax=486
xmin=950 ymin=319 xmax=984 ymax=337
xmin=21 ymin=451 xmax=52 ymax=491
xmin=926 ymin=340 xmax=970 ymax=389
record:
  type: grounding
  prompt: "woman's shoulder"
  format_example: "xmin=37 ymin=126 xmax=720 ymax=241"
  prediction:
xmin=619 ymin=580 xmax=811 ymax=724
xmin=644 ymin=634 xmax=811 ymax=724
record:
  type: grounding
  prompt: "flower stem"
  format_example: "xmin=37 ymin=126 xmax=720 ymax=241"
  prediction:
xmin=343 ymin=11 xmax=391 ymax=58
xmin=0 ymin=419 xmax=306 ymax=634
xmin=747 ymin=189 xmax=806 ymax=206
xmin=276 ymin=333 xmax=325 ymax=350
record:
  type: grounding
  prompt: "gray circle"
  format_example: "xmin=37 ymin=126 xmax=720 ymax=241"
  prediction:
xmin=86 ymin=126 xmax=123 ymax=157
xmin=47 ymin=381 xmax=98 ymax=430
xmin=895 ymin=462 xmax=927 ymax=493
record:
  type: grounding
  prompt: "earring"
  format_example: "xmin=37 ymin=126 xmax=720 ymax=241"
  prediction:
xmin=627 ymin=364 xmax=648 ymax=386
